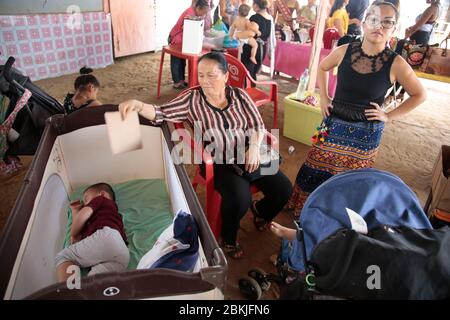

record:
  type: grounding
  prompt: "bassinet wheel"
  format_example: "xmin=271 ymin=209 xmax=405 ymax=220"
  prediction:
xmin=239 ymin=276 xmax=262 ymax=300
xmin=248 ymin=268 xmax=271 ymax=291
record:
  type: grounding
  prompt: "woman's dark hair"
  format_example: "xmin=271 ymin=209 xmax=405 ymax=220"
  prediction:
xmin=329 ymin=0 xmax=346 ymax=17
xmin=369 ymin=1 xmax=400 ymax=22
xmin=253 ymin=0 xmax=269 ymax=10
xmin=74 ymin=66 xmax=100 ymax=90
xmin=198 ymin=51 xmax=228 ymax=74
xmin=382 ymin=0 xmax=400 ymax=10
xmin=194 ymin=0 xmax=209 ymax=9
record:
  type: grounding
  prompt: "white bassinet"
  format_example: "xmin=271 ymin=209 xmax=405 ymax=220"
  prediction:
xmin=0 ymin=105 xmax=227 ymax=300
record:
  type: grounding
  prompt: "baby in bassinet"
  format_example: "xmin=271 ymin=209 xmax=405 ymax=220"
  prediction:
xmin=55 ymin=183 xmax=129 ymax=282
xmin=229 ymin=4 xmax=260 ymax=64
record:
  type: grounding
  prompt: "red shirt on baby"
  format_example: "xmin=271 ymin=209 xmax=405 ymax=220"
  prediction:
xmin=80 ymin=196 xmax=128 ymax=244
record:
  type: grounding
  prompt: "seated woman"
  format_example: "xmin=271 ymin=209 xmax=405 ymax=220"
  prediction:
xmin=168 ymin=0 xmax=210 ymax=89
xmin=298 ymin=0 xmax=318 ymax=30
xmin=118 ymin=52 xmax=292 ymax=259
xmin=406 ymin=0 xmax=440 ymax=45
xmin=63 ymin=67 xmax=101 ymax=114
xmin=326 ymin=0 xmax=350 ymax=37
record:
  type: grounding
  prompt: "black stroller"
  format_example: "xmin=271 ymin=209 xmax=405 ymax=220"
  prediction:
xmin=0 ymin=56 xmax=65 ymax=160
xmin=239 ymin=169 xmax=450 ymax=300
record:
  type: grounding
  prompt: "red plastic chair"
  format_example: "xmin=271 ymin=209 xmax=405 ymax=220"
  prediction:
xmin=309 ymin=26 xmax=341 ymax=50
xmin=173 ymin=87 xmax=279 ymax=239
xmin=323 ymin=28 xmax=340 ymax=49
xmin=223 ymin=53 xmax=279 ymax=129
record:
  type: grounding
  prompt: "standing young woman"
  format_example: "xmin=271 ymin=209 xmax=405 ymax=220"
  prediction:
xmin=287 ymin=1 xmax=427 ymax=216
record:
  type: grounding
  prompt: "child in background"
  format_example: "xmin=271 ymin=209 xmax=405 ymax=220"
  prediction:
xmin=63 ymin=67 xmax=101 ymax=114
xmin=229 ymin=4 xmax=260 ymax=64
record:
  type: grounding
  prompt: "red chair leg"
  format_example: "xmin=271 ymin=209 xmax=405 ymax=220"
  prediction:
xmin=273 ymin=92 xmax=278 ymax=129
xmin=157 ymin=49 xmax=165 ymax=98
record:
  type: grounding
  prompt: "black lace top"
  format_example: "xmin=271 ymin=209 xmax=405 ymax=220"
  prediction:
xmin=333 ymin=41 xmax=398 ymax=110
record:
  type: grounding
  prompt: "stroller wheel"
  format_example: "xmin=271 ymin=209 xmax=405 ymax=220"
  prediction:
xmin=239 ymin=276 xmax=262 ymax=300
xmin=248 ymin=268 xmax=271 ymax=291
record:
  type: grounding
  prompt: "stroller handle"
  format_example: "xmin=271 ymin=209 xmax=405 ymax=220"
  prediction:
xmin=3 ymin=57 xmax=15 ymax=84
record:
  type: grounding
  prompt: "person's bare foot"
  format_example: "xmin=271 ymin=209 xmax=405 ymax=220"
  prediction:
xmin=270 ymin=222 xmax=296 ymax=241
xmin=250 ymin=56 xmax=257 ymax=64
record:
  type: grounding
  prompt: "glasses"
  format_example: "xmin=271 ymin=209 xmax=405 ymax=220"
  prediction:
xmin=364 ymin=16 xmax=396 ymax=29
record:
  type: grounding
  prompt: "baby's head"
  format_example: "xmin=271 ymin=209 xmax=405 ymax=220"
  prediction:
xmin=238 ymin=4 xmax=251 ymax=17
xmin=83 ymin=183 xmax=115 ymax=205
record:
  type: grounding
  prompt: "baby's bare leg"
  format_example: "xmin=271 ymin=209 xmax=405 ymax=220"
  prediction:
xmin=270 ymin=222 xmax=297 ymax=241
xmin=248 ymin=37 xmax=258 ymax=64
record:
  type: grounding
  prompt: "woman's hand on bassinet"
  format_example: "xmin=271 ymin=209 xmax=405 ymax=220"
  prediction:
xmin=118 ymin=99 xmax=143 ymax=120
xmin=365 ymin=102 xmax=389 ymax=122
xmin=119 ymin=99 xmax=156 ymax=121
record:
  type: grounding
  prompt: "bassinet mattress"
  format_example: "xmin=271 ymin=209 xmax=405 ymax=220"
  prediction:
xmin=63 ymin=179 xmax=173 ymax=269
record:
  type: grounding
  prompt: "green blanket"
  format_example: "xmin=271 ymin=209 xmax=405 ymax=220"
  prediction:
xmin=64 ymin=179 xmax=173 ymax=269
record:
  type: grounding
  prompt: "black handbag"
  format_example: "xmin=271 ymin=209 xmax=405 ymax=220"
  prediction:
xmin=310 ymin=226 xmax=450 ymax=299
xmin=232 ymin=144 xmax=282 ymax=182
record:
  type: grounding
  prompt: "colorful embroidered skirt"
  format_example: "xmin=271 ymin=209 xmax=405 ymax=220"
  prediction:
xmin=287 ymin=116 xmax=385 ymax=217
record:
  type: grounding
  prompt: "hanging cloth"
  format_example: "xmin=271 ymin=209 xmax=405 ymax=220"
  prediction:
xmin=0 ymin=89 xmax=32 ymax=174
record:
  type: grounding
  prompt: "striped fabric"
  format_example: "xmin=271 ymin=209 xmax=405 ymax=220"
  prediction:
xmin=288 ymin=116 xmax=385 ymax=217
xmin=152 ymin=86 xmax=265 ymax=163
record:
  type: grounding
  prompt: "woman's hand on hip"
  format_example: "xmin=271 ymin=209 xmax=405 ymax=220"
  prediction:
xmin=245 ymin=144 xmax=260 ymax=173
xmin=365 ymin=102 xmax=389 ymax=122
xmin=320 ymin=96 xmax=333 ymax=117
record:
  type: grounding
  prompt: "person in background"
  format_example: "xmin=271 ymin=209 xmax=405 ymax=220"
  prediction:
xmin=327 ymin=0 xmax=350 ymax=37
xmin=63 ymin=67 xmax=101 ymax=114
xmin=346 ymin=0 xmax=370 ymax=36
xmin=406 ymin=0 xmax=440 ymax=45
xmin=229 ymin=4 xmax=261 ymax=64
xmin=219 ymin=0 xmax=250 ymax=29
xmin=168 ymin=0 xmax=210 ymax=89
xmin=272 ymin=0 xmax=301 ymax=40
xmin=298 ymin=0 xmax=318 ymax=30
xmin=241 ymin=0 xmax=275 ymax=80
xmin=192 ymin=0 xmax=214 ymax=30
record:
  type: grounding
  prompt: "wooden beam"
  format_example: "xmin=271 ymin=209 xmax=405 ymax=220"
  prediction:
xmin=307 ymin=0 xmax=328 ymax=93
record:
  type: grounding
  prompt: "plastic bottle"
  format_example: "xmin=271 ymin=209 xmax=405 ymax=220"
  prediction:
xmin=295 ymin=68 xmax=310 ymax=101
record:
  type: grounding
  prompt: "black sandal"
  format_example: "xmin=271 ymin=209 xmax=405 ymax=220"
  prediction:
xmin=222 ymin=243 xmax=244 ymax=259
xmin=250 ymin=201 xmax=267 ymax=232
